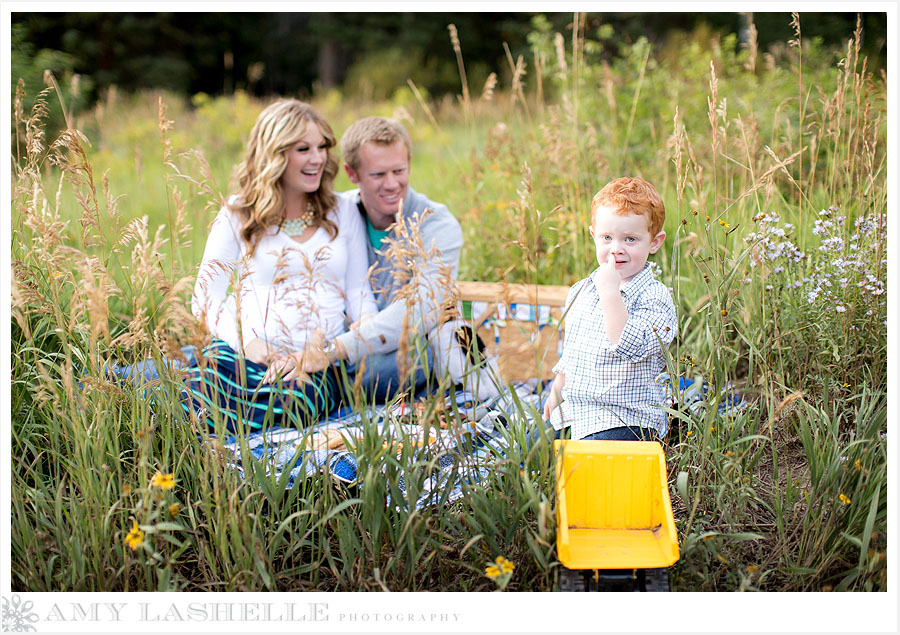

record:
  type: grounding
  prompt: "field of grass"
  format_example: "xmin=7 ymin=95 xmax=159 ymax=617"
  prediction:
xmin=9 ymin=15 xmax=888 ymax=593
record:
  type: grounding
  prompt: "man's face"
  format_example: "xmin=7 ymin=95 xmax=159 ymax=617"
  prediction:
xmin=345 ymin=140 xmax=410 ymax=230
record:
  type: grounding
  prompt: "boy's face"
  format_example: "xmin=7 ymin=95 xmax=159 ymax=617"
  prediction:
xmin=590 ymin=204 xmax=665 ymax=281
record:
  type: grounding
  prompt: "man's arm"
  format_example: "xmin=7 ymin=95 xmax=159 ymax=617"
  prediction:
xmin=335 ymin=206 xmax=463 ymax=364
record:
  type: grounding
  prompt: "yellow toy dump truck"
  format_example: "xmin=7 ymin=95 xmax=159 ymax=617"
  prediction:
xmin=554 ymin=439 xmax=679 ymax=591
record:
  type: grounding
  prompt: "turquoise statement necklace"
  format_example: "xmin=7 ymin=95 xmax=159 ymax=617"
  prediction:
xmin=281 ymin=200 xmax=316 ymax=237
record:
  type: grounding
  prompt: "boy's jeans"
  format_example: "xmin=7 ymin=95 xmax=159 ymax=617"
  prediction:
xmin=582 ymin=426 xmax=658 ymax=442
xmin=529 ymin=419 xmax=658 ymax=449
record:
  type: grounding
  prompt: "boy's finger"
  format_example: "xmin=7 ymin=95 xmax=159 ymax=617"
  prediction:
xmin=607 ymin=252 xmax=615 ymax=265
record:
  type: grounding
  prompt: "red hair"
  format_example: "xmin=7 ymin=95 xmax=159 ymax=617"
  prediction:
xmin=591 ymin=176 xmax=665 ymax=236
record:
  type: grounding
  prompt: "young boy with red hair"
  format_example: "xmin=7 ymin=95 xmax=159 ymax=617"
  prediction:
xmin=543 ymin=177 xmax=677 ymax=441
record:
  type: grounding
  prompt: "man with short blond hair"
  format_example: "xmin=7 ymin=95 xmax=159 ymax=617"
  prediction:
xmin=304 ymin=116 xmax=464 ymax=399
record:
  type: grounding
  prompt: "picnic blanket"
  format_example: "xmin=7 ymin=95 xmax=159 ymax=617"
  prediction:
xmin=102 ymin=306 xmax=749 ymax=510
xmin=219 ymin=382 xmax=544 ymax=509
xmin=216 ymin=373 xmax=748 ymax=510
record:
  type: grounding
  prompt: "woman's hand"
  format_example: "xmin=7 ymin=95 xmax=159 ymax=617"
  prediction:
xmin=261 ymin=338 xmax=347 ymax=384
xmin=243 ymin=337 xmax=272 ymax=365
xmin=262 ymin=353 xmax=309 ymax=385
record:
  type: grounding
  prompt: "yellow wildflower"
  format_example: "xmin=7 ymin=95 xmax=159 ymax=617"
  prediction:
xmin=838 ymin=493 xmax=851 ymax=505
xmin=719 ymin=220 xmax=729 ymax=227
xmin=746 ymin=564 xmax=759 ymax=574
xmin=124 ymin=521 xmax=144 ymax=551
xmin=150 ymin=471 xmax=176 ymax=491
xmin=168 ymin=503 xmax=181 ymax=518
xmin=485 ymin=565 xmax=501 ymax=579
xmin=854 ymin=459 xmax=862 ymax=471
xmin=686 ymin=430 xmax=693 ymax=437
xmin=725 ymin=451 xmax=734 ymax=457
xmin=497 ymin=557 xmax=515 ymax=574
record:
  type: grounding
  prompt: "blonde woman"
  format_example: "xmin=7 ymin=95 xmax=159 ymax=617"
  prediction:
xmin=188 ymin=99 xmax=377 ymax=431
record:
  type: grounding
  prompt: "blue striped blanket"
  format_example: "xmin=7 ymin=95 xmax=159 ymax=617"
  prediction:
xmin=216 ymin=374 xmax=747 ymax=510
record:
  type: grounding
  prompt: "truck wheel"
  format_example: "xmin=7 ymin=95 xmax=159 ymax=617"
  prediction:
xmin=641 ymin=567 xmax=670 ymax=592
xmin=558 ymin=567 xmax=587 ymax=592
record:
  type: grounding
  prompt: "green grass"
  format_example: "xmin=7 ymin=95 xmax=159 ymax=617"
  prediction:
xmin=10 ymin=15 xmax=887 ymax=592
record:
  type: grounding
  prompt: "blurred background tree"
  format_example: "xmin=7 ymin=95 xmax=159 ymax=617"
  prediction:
xmin=10 ymin=11 xmax=886 ymax=149
xmin=13 ymin=11 xmax=886 ymax=99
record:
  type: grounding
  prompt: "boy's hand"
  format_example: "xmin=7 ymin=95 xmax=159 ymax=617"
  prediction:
xmin=595 ymin=252 xmax=622 ymax=301
xmin=543 ymin=373 xmax=565 ymax=421
xmin=543 ymin=390 xmax=560 ymax=421
xmin=596 ymin=253 xmax=628 ymax=346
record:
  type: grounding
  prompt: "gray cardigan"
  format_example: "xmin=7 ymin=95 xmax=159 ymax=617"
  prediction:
xmin=335 ymin=186 xmax=463 ymax=364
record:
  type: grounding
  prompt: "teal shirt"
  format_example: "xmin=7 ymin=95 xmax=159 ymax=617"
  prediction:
xmin=366 ymin=219 xmax=390 ymax=251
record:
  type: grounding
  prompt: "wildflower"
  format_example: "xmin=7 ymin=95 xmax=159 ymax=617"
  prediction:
xmin=705 ymin=215 xmax=711 ymax=221
xmin=122 ymin=484 xmax=131 ymax=495
xmin=497 ymin=556 xmax=515 ymax=574
xmin=834 ymin=305 xmax=846 ymax=313
xmin=720 ymin=309 xmax=727 ymax=316
xmin=485 ymin=555 xmax=515 ymax=590
xmin=150 ymin=471 xmax=176 ymax=490
xmin=686 ymin=430 xmax=693 ymax=437
xmin=124 ymin=521 xmax=144 ymax=551
xmin=854 ymin=459 xmax=862 ymax=471
xmin=725 ymin=451 xmax=734 ymax=457
xmin=168 ymin=503 xmax=181 ymax=517
xmin=838 ymin=493 xmax=851 ymax=505
xmin=692 ymin=209 xmax=698 ymax=215
xmin=719 ymin=220 xmax=729 ymax=227
xmin=746 ymin=564 xmax=759 ymax=574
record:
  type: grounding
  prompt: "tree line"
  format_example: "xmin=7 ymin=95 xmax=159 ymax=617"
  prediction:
xmin=13 ymin=12 xmax=884 ymax=103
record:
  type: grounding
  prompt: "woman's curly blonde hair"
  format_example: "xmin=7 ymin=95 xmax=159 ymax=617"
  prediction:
xmin=230 ymin=99 xmax=339 ymax=254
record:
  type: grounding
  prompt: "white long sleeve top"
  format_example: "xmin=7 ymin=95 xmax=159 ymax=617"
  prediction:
xmin=192 ymin=195 xmax=377 ymax=354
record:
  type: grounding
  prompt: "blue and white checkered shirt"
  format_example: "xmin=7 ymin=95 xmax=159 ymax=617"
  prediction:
xmin=549 ymin=263 xmax=677 ymax=439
